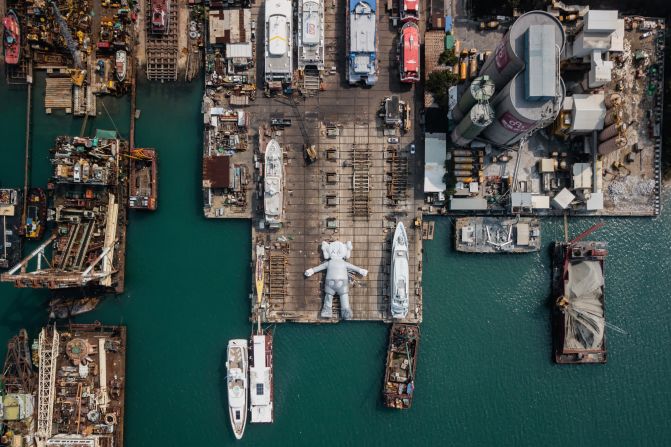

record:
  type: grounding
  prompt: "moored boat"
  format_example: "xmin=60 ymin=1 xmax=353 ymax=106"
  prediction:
xmin=264 ymin=139 xmax=283 ymax=226
xmin=24 ymin=188 xmax=47 ymax=239
xmin=0 ymin=188 xmax=23 ymax=270
xmin=115 ymin=50 xmax=127 ymax=82
xmin=249 ymin=331 xmax=274 ymax=423
xmin=383 ymin=323 xmax=419 ymax=409
xmin=3 ymin=10 xmax=20 ymax=65
xmin=552 ymin=240 xmax=608 ymax=364
xmin=455 ymin=217 xmax=541 ymax=253
xmin=129 ymin=148 xmax=158 ymax=210
xmin=227 ymin=339 xmax=248 ymax=439
xmin=390 ymin=222 xmax=409 ymax=319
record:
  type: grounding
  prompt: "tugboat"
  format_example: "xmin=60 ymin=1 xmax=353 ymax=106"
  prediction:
xmin=24 ymin=188 xmax=47 ymax=240
xmin=3 ymin=10 xmax=20 ymax=65
xmin=115 ymin=50 xmax=127 ymax=82
xmin=249 ymin=330 xmax=274 ymax=423
xmin=390 ymin=222 xmax=409 ymax=319
xmin=383 ymin=323 xmax=419 ymax=409
xmin=227 ymin=339 xmax=248 ymax=439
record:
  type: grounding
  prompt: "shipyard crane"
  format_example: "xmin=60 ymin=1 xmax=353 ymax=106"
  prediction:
xmin=287 ymin=95 xmax=318 ymax=163
xmin=1 ymin=329 xmax=36 ymax=394
xmin=49 ymin=0 xmax=86 ymax=85
xmin=569 ymin=222 xmax=605 ymax=245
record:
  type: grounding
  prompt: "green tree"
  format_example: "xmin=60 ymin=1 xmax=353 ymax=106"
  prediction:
xmin=438 ymin=49 xmax=458 ymax=66
xmin=426 ymin=70 xmax=458 ymax=109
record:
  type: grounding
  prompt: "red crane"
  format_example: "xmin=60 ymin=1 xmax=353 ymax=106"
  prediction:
xmin=569 ymin=221 xmax=605 ymax=245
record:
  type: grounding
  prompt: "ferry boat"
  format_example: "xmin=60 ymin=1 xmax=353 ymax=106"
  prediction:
xmin=347 ymin=0 xmax=378 ymax=86
xmin=227 ymin=339 xmax=248 ymax=439
xmin=3 ymin=10 xmax=20 ymax=65
xmin=24 ymin=188 xmax=47 ymax=240
xmin=249 ymin=331 xmax=274 ymax=423
xmin=455 ymin=217 xmax=541 ymax=253
xmin=383 ymin=323 xmax=419 ymax=409
xmin=129 ymin=148 xmax=158 ymax=211
xmin=264 ymin=0 xmax=293 ymax=90
xmin=298 ymin=0 xmax=325 ymax=73
xmin=399 ymin=22 xmax=420 ymax=84
xmin=552 ymin=240 xmax=607 ymax=364
xmin=400 ymin=0 xmax=419 ymax=23
xmin=264 ymin=139 xmax=283 ymax=226
xmin=390 ymin=222 xmax=409 ymax=319
xmin=115 ymin=50 xmax=127 ymax=82
xmin=151 ymin=0 xmax=170 ymax=34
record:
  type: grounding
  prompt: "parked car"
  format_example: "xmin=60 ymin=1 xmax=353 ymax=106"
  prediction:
xmin=410 ymin=144 xmax=416 ymax=155
xmin=388 ymin=137 xmax=399 ymax=144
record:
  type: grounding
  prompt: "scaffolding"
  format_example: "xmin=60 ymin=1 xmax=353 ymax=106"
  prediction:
xmin=386 ymin=146 xmax=408 ymax=204
xmin=36 ymin=327 xmax=60 ymax=443
xmin=145 ymin=0 xmax=179 ymax=81
xmin=352 ymin=145 xmax=371 ymax=217
xmin=268 ymin=251 xmax=288 ymax=306
xmin=1 ymin=329 xmax=35 ymax=394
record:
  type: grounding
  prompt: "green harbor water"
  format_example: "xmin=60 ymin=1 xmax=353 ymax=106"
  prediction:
xmin=1 ymin=78 xmax=671 ymax=446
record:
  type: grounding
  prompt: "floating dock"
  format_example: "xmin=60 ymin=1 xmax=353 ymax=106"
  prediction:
xmin=455 ymin=217 xmax=541 ymax=253
xmin=0 ymin=189 xmax=23 ymax=270
xmin=129 ymin=148 xmax=159 ymax=211
xmin=145 ymin=0 xmax=179 ymax=81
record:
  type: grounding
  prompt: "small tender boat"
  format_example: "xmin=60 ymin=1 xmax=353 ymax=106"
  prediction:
xmin=3 ymin=10 xmax=20 ymax=65
xmin=24 ymin=188 xmax=47 ymax=240
xmin=227 ymin=339 xmax=248 ymax=439
xmin=115 ymin=50 xmax=127 ymax=82
xmin=390 ymin=222 xmax=409 ymax=319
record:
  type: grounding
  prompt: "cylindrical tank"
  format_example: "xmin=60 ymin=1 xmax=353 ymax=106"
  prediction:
xmin=453 ymin=75 xmax=495 ymax=121
xmin=453 ymin=170 xmax=475 ymax=177
xmin=604 ymin=109 xmax=622 ymax=126
xmin=454 ymin=40 xmax=461 ymax=56
xmin=599 ymin=123 xmax=625 ymax=142
xmin=454 ymin=162 xmax=475 ymax=170
xmin=598 ymin=136 xmax=627 ymax=155
xmin=469 ymin=58 xmax=478 ymax=79
xmin=459 ymin=61 xmax=468 ymax=81
xmin=452 ymin=149 xmax=475 ymax=157
xmin=451 ymin=103 xmax=495 ymax=146
xmin=456 ymin=176 xmax=475 ymax=183
xmin=482 ymin=74 xmax=565 ymax=146
xmin=477 ymin=11 xmax=566 ymax=92
xmin=453 ymin=156 xmax=475 ymax=163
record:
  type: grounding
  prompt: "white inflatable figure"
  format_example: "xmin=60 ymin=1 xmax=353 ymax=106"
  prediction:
xmin=304 ymin=241 xmax=368 ymax=319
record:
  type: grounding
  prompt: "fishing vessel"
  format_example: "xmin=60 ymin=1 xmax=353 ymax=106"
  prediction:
xmin=552 ymin=240 xmax=608 ymax=364
xmin=151 ymin=0 xmax=170 ymax=34
xmin=227 ymin=339 xmax=248 ymax=439
xmin=264 ymin=0 xmax=293 ymax=90
xmin=115 ymin=50 xmax=127 ymax=82
xmin=399 ymin=22 xmax=420 ymax=84
xmin=347 ymin=0 xmax=378 ymax=86
xmin=383 ymin=323 xmax=419 ymax=409
xmin=249 ymin=331 xmax=274 ymax=423
xmin=129 ymin=148 xmax=158 ymax=210
xmin=298 ymin=0 xmax=325 ymax=74
xmin=264 ymin=139 xmax=283 ymax=226
xmin=455 ymin=217 xmax=541 ymax=253
xmin=400 ymin=0 xmax=419 ymax=23
xmin=0 ymin=189 xmax=22 ymax=270
xmin=24 ymin=188 xmax=47 ymax=239
xmin=3 ymin=10 xmax=20 ymax=65
xmin=390 ymin=222 xmax=409 ymax=319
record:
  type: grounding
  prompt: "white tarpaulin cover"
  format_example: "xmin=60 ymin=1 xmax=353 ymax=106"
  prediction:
xmin=564 ymin=260 xmax=605 ymax=350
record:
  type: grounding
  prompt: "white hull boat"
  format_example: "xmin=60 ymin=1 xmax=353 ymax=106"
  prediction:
xmin=390 ymin=222 xmax=409 ymax=319
xmin=227 ymin=339 xmax=248 ymax=439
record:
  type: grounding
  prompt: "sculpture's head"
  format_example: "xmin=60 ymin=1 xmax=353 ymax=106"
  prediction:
xmin=321 ymin=240 xmax=353 ymax=261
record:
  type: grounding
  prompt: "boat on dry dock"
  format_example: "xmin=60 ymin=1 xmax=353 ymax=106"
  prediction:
xmin=23 ymin=188 xmax=47 ymax=240
xmin=151 ymin=0 xmax=170 ymax=34
xmin=264 ymin=0 xmax=293 ymax=91
xmin=391 ymin=222 xmax=409 ymax=319
xmin=129 ymin=148 xmax=158 ymax=210
xmin=552 ymin=240 xmax=608 ymax=364
xmin=249 ymin=331 xmax=274 ymax=423
xmin=455 ymin=217 xmax=541 ymax=253
xmin=298 ymin=0 xmax=325 ymax=75
xmin=3 ymin=10 xmax=20 ymax=65
xmin=227 ymin=339 xmax=248 ymax=439
xmin=115 ymin=50 xmax=127 ymax=82
xmin=383 ymin=323 xmax=419 ymax=409
xmin=264 ymin=139 xmax=283 ymax=227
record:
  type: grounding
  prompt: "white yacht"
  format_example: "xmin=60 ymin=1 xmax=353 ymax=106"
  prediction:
xmin=264 ymin=139 xmax=283 ymax=226
xmin=390 ymin=222 xmax=409 ymax=319
xmin=227 ymin=339 xmax=248 ymax=439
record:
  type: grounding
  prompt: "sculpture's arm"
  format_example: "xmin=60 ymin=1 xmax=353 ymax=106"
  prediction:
xmin=305 ymin=261 xmax=329 ymax=277
xmin=344 ymin=262 xmax=368 ymax=277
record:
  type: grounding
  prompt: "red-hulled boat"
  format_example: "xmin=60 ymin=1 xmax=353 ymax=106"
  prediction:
xmin=24 ymin=188 xmax=47 ymax=240
xmin=151 ymin=0 xmax=170 ymax=34
xmin=3 ymin=10 xmax=20 ymax=65
xmin=400 ymin=0 xmax=419 ymax=23
xmin=399 ymin=22 xmax=420 ymax=84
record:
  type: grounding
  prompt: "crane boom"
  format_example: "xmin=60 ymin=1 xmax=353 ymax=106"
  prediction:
xmin=570 ymin=222 xmax=605 ymax=245
xmin=49 ymin=0 xmax=81 ymax=68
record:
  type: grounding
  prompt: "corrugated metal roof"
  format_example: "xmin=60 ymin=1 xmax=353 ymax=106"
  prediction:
xmin=424 ymin=133 xmax=446 ymax=193
xmin=570 ymin=93 xmax=606 ymax=132
xmin=585 ymin=10 xmax=618 ymax=33
xmin=226 ymin=42 xmax=253 ymax=59
xmin=525 ymin=25 xmax=556 ymax=101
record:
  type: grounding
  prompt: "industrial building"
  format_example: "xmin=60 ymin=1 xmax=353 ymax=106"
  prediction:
xmin=424 ymin=133 xmax=447 ymax=204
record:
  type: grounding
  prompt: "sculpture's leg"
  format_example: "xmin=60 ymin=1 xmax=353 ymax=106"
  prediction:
xmin=340 ymin=293 xmax=353 ymax=320
xmin=321 ymin=293 xmax=334 ymax=318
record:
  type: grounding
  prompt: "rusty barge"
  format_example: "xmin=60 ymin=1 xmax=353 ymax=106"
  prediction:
xmin=382 ymin=323 xmax=419 ymax=409
xmin=552 ymin=240 xmax=608 ymax=364
xmin=1 ymin=132 xmax=129 ymax=300
xmin=0 ymin=188 xmax=23 ymax=270
xmin=0 ymin=324 xmax=127 ymax=447
xmin=129 ymin=148 xmax=158 ymax=211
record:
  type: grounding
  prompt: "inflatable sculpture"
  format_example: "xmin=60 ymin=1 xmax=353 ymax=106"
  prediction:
xmin=304 ymin=241 xmax=368 ymax=319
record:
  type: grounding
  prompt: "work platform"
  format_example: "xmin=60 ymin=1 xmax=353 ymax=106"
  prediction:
xmin=239 ymin=0 xmax=424 ymax=323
